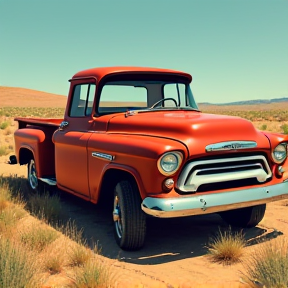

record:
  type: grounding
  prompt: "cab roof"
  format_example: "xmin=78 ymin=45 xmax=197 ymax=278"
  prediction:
xmin=71 ymin=66 xmax=192 ymax=82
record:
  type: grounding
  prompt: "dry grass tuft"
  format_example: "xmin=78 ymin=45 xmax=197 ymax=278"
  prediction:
xmin=58 ymin=219 xmax=86 ymax=245
xmin=71 ymin=258 xmax=111 ymax=288
xmin=39 ymin=234 xmax=68 ymax=275
xmin=0 ymin=175 xmax=111 ymax=288
xmin=43 ymin=254 xmax=64 ymax=274
xmin=243 ymin=238 xmax=288 ymax=288
xmin=27 ymin=191 xmax=62 ymax=223
xmin=0 ymin=184 xmax=11 ymax=211
xmin=0 ymin=175 xmax=27 ymax=198
xmin=0 ymin=181 xmax=27 ymax=235
xmin=0 ymin=237 xmax=41 ymax=288
xmin=0 ymin=205 xmax=27 ymax=235
xmin=20 ymin=223 xmax=59 ymax=252
xmin=0 ymin=145 xmax=13 ymax=156
xmin=68 ymin=243 xmax=93 ymax=267
xmin=206 ymin=226 xmax=246 ymax=265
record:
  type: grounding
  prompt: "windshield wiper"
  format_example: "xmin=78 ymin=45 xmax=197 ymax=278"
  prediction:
xmin=135 ymin=107 xmax=200 ymax=114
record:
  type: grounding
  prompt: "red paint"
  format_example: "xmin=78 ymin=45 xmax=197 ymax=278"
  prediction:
xmin=14 ymin=67 xmax=288 ymax=205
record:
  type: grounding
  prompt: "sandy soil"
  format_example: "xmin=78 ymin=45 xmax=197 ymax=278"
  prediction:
xmin=1 ymin=155 xmax=288 ymax=287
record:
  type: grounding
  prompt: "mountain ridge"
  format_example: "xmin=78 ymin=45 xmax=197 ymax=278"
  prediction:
xmin=199 ymin=97 xmax=288 ymax=106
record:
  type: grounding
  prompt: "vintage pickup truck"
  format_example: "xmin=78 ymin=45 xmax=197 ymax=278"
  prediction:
xmin=13 ymin=67 xmax=288 ymax=250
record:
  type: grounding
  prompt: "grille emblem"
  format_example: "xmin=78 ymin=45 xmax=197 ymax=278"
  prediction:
xmin=206 ymin=141 xmax=257 ymax=152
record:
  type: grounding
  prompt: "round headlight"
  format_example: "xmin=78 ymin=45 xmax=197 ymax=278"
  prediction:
xmin=272 ymin=143 xmax=287 ymax=164
xmin=158 ymin=152 xmax=183 ymax=175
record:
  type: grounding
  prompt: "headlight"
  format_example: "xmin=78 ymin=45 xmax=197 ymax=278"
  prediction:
xmin=157 ymin=152 xmax=183 ymax=176
xmin=272 ymin=143 xmax=287 ymax=164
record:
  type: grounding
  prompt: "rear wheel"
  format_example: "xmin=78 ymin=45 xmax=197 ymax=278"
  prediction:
xmin=113 ymin=180 xmax=146 ymax=250
xmin=219 ymin=204 xmax=266 ymax=228
xmin=27 ymin=159 xmax=44 ymax=193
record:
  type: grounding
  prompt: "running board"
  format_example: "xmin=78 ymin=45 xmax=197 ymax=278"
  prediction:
xmin=39 ymin=177 xmax=57 ymax=186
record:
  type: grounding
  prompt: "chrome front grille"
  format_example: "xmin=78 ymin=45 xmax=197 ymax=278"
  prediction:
xmin=177 ymin=155 xmax=272 ymax=193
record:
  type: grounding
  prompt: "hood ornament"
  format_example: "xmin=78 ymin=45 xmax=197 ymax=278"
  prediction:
xmin=206 ymin=141 xmax=257 ymax=152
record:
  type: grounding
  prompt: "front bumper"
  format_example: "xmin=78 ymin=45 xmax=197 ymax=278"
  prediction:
xmin=141 ymin=180 xmax=288 ymax=218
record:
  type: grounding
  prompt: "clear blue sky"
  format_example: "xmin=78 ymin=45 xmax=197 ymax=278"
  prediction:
xmin=0 ymin=0 xmax=287 ymax=103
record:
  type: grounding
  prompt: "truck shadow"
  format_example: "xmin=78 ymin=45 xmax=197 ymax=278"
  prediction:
xmin=58 ymin=190 xmax=283 ymax=265
xmin=1 ymin=175 xmax=283 ymax=266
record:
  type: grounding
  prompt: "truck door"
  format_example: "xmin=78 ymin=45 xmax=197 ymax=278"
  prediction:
xmin=53 ymin=81 xmax=96 ymax=199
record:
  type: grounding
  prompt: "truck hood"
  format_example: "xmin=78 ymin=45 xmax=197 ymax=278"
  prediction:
xmin=107 ymin=111 xmax=270 ymax=155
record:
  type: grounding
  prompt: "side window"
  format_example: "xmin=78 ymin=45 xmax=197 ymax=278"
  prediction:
xmin=70 ymin=84 xmax=96 ymax=117
xmin=163 ymin=83 xmax=187 ymax=107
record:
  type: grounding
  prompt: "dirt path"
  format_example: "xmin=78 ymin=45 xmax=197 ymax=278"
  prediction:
xmin=1 ymin=155 xmax=288 ymax=287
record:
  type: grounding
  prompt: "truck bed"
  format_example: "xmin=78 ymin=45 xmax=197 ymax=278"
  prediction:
xmin=15 ymin=117 xmax=63 ymax=129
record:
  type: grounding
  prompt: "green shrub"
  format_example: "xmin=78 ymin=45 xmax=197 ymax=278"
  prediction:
xmin=0 ymin=121 xmax=9 ymax=130
xmin=260 ymin=124 xmax=267 ymax=131
xmin=0 ymin=107 xmax=65 ymax=118
xmin=281 ymin=123 xmax=288 ymax=134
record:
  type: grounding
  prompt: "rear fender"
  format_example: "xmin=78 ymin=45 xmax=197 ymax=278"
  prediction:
xmin=14 ymin=128 xmax=55 ymax=177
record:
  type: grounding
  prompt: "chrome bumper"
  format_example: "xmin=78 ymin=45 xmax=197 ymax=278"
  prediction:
xmin=141 ymin=181 xmax=288 ymax=218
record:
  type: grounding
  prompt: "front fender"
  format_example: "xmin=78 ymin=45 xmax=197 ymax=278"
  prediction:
xmin=87 ymin=133 xmax=188 ymax=202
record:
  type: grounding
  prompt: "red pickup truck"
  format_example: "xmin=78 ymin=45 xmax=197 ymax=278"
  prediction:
xmin=13 ymin=67 xmax=288 ymax=250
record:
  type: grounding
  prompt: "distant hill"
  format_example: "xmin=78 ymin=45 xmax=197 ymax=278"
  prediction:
xmin=1 ymin=86 xmax=287 ymax=111
xmin=199 ymin=97 xmax=288 ymax=106
xmin=0 ymin=86 xmax=67 ymax=108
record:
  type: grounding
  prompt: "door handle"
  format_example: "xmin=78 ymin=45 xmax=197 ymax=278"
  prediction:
xmin=59 ymin=121 xmax=69 ymax=131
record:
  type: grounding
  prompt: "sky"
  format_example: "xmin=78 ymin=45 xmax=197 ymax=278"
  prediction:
xmin=0 ymin=0 xmax=287 ymax=104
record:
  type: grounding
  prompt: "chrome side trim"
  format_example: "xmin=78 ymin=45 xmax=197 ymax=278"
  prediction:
xmin=206 ymin=141 xmax=257 ymax=152
xmin=39 ymin=178 xmax=57 ymax=186
xmin=177 ymin=155 xmax=272 ymax=192
xmin=141 ymin=181 xmax=288 ymax=218
xmin=92 ymin=152 xmax=115 ymax=161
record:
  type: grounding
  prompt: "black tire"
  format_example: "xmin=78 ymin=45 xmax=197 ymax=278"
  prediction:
xmin=113 ymin=180 xmax=146 ymax=250
xmin=27 ymin=158 xmax=44 ymax=193
xmin=219 ymin=204 xmax=266 ymax=228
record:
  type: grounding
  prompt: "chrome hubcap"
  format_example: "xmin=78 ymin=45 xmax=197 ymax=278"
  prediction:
xmin=29 ymin=160 xmax=38 ymax=190
xmin=113 ymin=196 xmax=123 ymax=238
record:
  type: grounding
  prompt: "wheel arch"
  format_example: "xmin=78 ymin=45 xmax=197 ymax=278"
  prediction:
xmin=97 ymin=166 xmax=145 ymax=205
xmin=18 ymin=147 xmax=35 ymax=165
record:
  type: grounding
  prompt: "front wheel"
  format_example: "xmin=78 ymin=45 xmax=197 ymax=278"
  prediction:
xmin=113 ymin=180 xmax=146 ymax=250
xmin=219 ymin=204 xmax=266 ymax=228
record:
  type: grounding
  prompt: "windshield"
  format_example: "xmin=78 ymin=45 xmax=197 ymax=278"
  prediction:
xmin=98 ymin=80 xmax=199 ymax=114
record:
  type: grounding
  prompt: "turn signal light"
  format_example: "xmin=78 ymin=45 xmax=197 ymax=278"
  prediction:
xmin=275 ymin=165 xmax=285 ymax=177
xmin=163 ymin=178 xmax=174 ymax=191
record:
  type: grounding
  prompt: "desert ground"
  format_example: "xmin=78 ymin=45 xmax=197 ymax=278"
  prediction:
xmin=1 ymin=86 xmax=288 ymax=287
